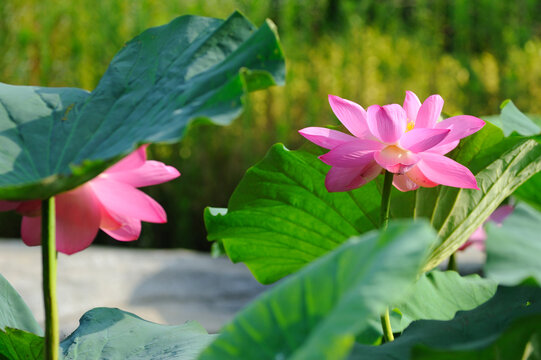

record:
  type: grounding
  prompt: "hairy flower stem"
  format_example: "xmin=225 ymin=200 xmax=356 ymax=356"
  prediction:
xmin=380 ymin=171 xmax=395 ymax=343
xmin=42 ymin=198 xmax=59 ymax=360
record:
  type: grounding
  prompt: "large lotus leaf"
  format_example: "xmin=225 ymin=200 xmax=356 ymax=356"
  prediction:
xmin=0 ymin=11 xmax=285 ymax=200
xmin=394 ymin=270 xmax=497 ymax=331
xmin=60 ymin=308 xmax=215 ymax=359
xmin=484 ymin=100 xmax=541 ymax=137
xmin=484 ymin=203 xmax=541 ymax=286
xmin=205 ymin=142 xmax=380 ymax=283
xmin=199 ymin=220 xmax=437 ymax=360
xmin=0 ymin=274 xmax=42 ymax=335
xmin=0 ymin=328 xmax=44 ymax=360
xmin=349 ymin=286 xmax=541 ymax=360
xmin=205 ymin=122 xmax=541 ymax=283
xmin=358 ymin=270 xmax=497 ymax=344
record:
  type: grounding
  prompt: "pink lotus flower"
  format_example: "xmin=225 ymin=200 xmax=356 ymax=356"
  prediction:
xmin=0 ymin=145 xmax=180 ymax=255
xmin=459 ymin=205 xmax=514 ymax=252
xmin=299 ymin=91 xmax=485 ymax=192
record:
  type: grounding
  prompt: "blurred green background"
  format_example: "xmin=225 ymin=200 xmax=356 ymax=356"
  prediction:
xmin=1 ymin=0 xmax=540 ymax=251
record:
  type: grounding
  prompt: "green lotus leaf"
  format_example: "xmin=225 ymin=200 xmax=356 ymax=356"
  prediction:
xmin=350 ymin=286 xmax=541 ymax=360
xmin=61 ymin=308 xmax=215 ymax=359
xmin=200 ymin=220 xmax=437 ymax=360
xmin=358 ymin=270 xmax=497 ymax=344
xmin=0 ymin=327 xmax=44 ymax=360
xmin=0 ymin=11 xmax=285 ymax=200
xmin=485 ymin=203 xmax=541 ymax=286
xmin=0 ymin=273 xmax=42 ymax=335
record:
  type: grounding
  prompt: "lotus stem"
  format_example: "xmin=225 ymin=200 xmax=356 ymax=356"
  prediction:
xmin=380 ymin=309 xmax=394 ymax=343
xmin=448 ymin=252 xmax=458 ymax=272
xmin=42 ymin=197 xmax=59 ymax=360
xmin=380 ymin=171 xmax=395 ymax=342
xmin=380 ymin=170 xmax=393 ymax=230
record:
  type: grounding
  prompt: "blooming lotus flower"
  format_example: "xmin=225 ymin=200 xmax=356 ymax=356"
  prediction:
xmin=299 ymin=91 xmax=485 ymax=192
xmin=458 ymin=205 xmax=514 ymax=252
xmin=0 ymin=145 xmax=180 ymax=255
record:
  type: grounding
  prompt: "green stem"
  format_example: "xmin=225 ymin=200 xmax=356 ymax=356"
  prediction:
xmin=380 ymin=170 xmax=394 ymax=231
xmin=42 ymin=198 xmax=58 ymax=360
xmin=380 ymin=171 xmax=395 ymax=343
xmin=380 ymin=309 xmax=394 ymax=343
xmin=448 ymin=252 xmax=458 ymax=272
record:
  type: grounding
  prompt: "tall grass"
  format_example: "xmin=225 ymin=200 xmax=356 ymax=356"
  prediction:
xmin=1 ymin=0 xmax=540 ymax=250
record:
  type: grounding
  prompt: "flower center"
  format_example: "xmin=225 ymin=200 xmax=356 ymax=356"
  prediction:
xmin=380 ymin=145 xmax=410 ymax=160
xmin=377 ymin=145 xmax=419 ymax=174
xmin=406 ymin=120 xmax=415 ymax=132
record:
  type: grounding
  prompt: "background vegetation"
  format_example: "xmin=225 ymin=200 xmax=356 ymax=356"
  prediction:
xmin=1 ymin=0 xmax=540 ymax=251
